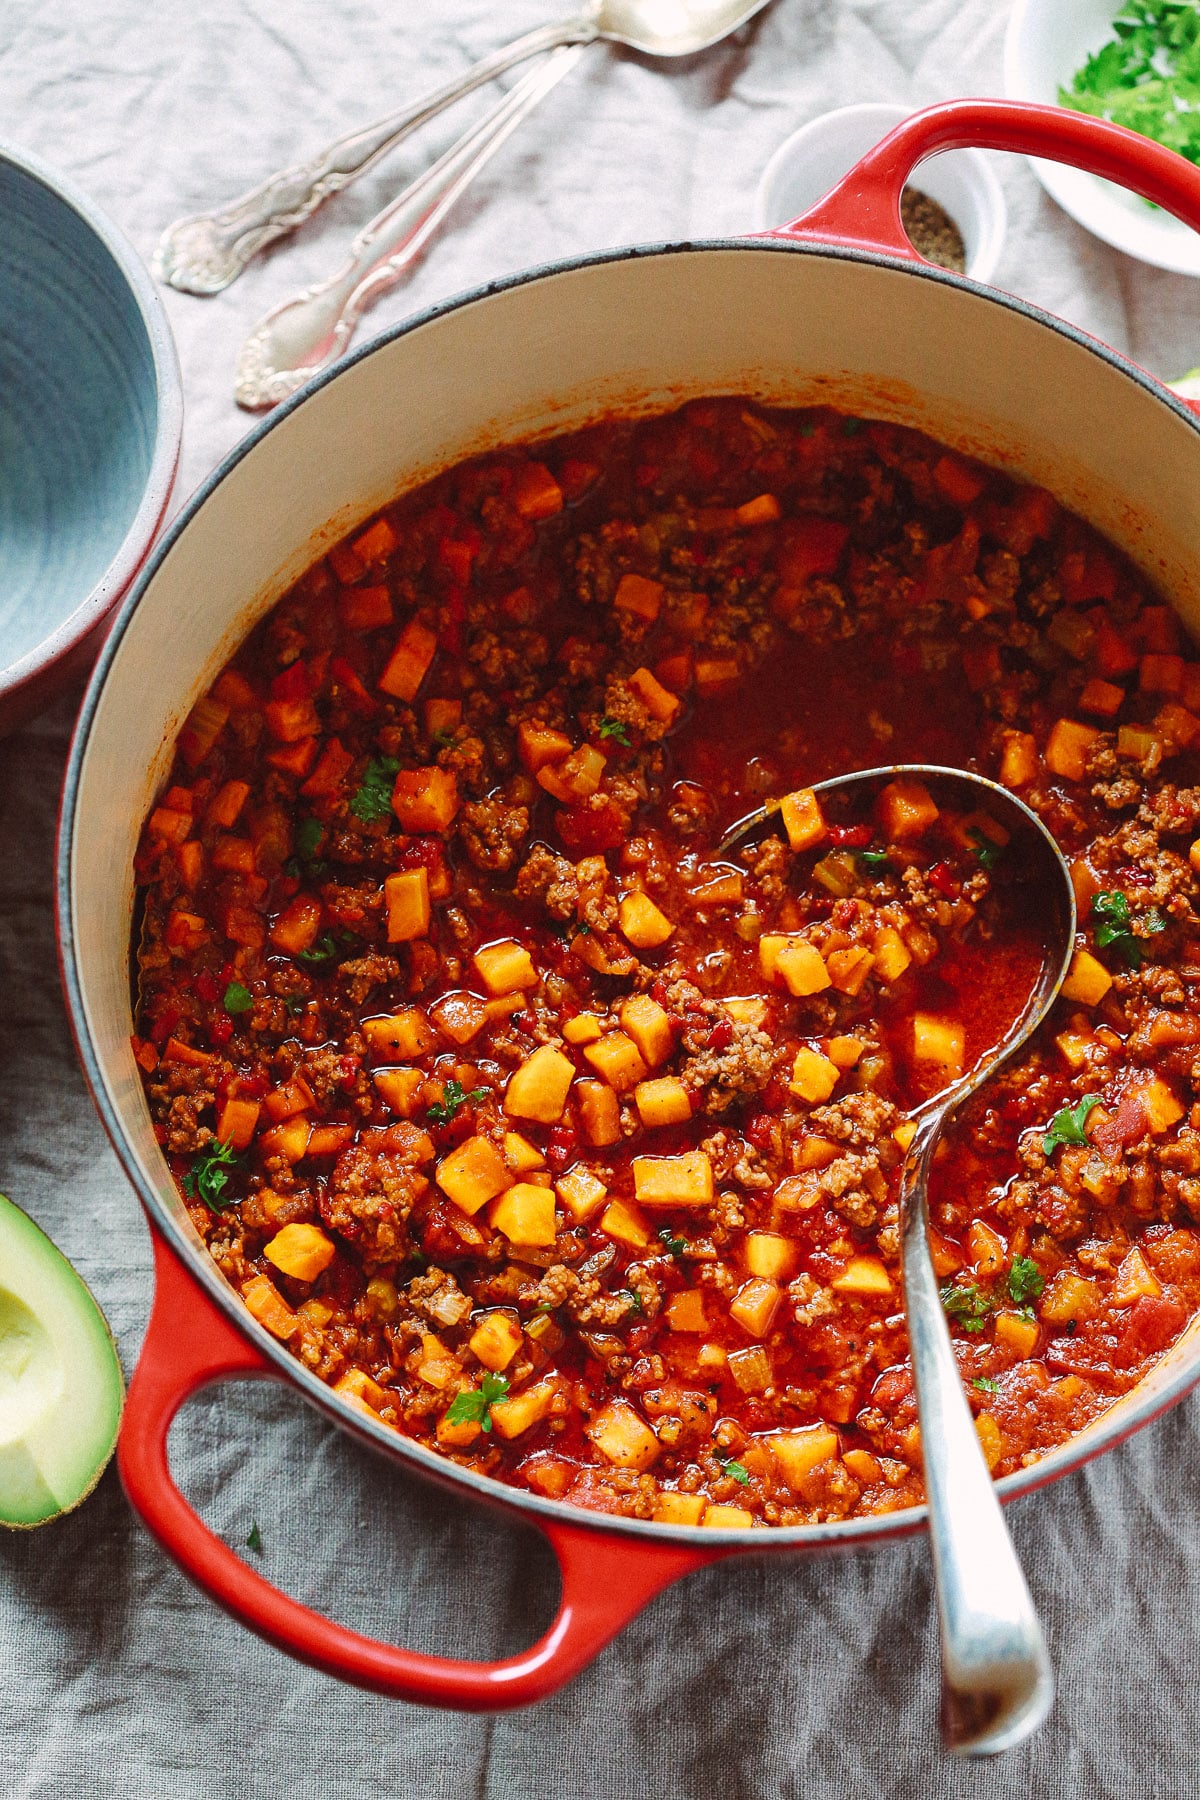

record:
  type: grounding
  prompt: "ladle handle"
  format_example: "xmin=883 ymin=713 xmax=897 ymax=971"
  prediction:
xmin=902 ymin=1118 xmax=1054 ymax=1756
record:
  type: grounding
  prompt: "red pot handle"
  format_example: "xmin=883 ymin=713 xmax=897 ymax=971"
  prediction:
xmin=119 ymin=1228 xmax=715 ymax=1707
xmin=771 ymin=97 xmax=1200 ymax=261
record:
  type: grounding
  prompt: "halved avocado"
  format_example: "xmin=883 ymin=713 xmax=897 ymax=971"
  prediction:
xmin=0 ymin=1194 xmax=124 ymax=1529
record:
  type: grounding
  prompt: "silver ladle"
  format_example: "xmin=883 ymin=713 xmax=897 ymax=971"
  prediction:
xmin=720 ymin=764 xmax=1074 ymax=1756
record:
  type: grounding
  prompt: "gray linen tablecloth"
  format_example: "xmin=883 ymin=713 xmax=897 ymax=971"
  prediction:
xmin=4 ymin=2 xmax=1200 ymax=1794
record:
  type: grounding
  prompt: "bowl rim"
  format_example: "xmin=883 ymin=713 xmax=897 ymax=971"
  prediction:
xmin=57 ymin=230 xmax=1200 ymax=1550
xmin=0 ymin=137 xmax=184 ymax=707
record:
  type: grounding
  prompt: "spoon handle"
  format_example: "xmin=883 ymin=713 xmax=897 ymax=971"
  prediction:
xmin=235 ymin=46 xmax=586 ymax=412
xmin=154 ymin=12 xmax=599 ymax=296
xmin=902 ymin=1118 xmax=1054 ymax=1756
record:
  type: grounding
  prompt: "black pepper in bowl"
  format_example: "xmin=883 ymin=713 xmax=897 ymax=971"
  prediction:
xmin=901 ymin=186 xmax=966 ymax=273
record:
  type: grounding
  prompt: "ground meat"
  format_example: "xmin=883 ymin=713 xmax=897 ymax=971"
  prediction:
xmin=458 ymin=795 xmax=530 ymax=871
xmin=320 ymin=1143 xmax=424 ymax=1265
xmin=681 ymin=1019 xmax=776 ymax=1113
xmin=407 ymin=1268 xmax=472 ymax=1328
xmin=337 ymin=953 xmax=401 ymax=1007
xmin=515 ymin=842 xmax=578 ymax=918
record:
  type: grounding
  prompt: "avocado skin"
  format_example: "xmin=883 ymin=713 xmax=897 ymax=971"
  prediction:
xmin=0 ymin=1193 xmax=125 ymax=1530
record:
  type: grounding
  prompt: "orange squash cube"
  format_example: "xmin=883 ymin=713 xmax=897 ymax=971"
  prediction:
xmin=582 ymin=1030 xmax=648 ymax=1093
xmin=627 ymin=666 xmax=681 ymax=723
xmin=619 ymin=994 xmax=674 ymax=1066
xmin=744 ymin=1232 xmax=798 ymax=1281
xmin=489 ymin=1379 xmax=557 ymax=1440
xmin=767 ymin=1425 xmax=839 ymax=1489
xmin=504 ymin=1044 xmax=576 ymax=1123
xmin=215 ymin=1096 xmax=260 ymax=1153
xmin=489 ymin=1182 xmax=557 ymax=1247
xmin=632 ymin=1151 xmax=713 ymax=1207
xmin=436 ymin=1135 xmax=512 ymax=1215
xmin=384 ymin=867 xmax=430 ymax=941
xmin=730 ymin=1277 xmax=781 ymax=1337
xmin=1044 ymin=718 xmax=1101 ymax=782
xmin=473 ymin=939 xmax=538 ymax=995
xmin=634 ymin=1077 xmax=692 ymax=1128
xmin=599 ymin=1196 xmax=653 ymax=1248
xmin=999 ymin=730 xmax=1039 ymax=789
xmin=391 ymin=766 xmax=459 ymax=833
xmin=575 ymin=1078 xmax=622 ymax=1146
xmin=617 ymin=891 xmax=675 ymax=949
xmin=518 ymin=720 xmax=574 ymax=773
xmin=363 ymin=1009 xmax=436 ymax=1062
xmin=269 ymin=893 xmax=323 ymax=957
xmin=1061 ymin=949 xmax=1112 ymax=1007
xmin=512 ymin=462 xmax=563 ymax=520
xmin=613 ymin=573 xmax=664 ymax=621
xmin=379 ymin=618 xmax=437 ymax=700
xmin=877 ymin=778 xmax=938 ymax=839
xmin=779 ymin=788 xmax=826 ymax=853
xmin=242 ymin=1274 xmax=300 ymax=1341
xmin=665 ymin=1289 xmax=708 ymax=1333
xmin=789 ymin=1048 xmax=839 ymax=1103
xmin=373 ymin=1067 xmax=424 ymax=1116
xmin=469 ymin=1310 xmax=523 ymax=1372
xmin=587 ymin=1400 xmax=659 ymax=1470
xmin=264 ymin=1222 xmax=336 ymax=1283
xmin=830 ymin=1256 xmax=892 ymax=1297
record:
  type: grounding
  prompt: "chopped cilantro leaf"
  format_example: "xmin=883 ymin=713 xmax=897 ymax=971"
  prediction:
xmin=296 ymin=933 xmax=339 ymax=968
xmin=246 ymin=1522 xmax=263 ymax=1553
xmin=182 ymin=1139 xmax=240 ymax=1211
xmin=432 ymin=729 xmax=457 ymax=750
xmin=972 ymin=1376 xmax=1000 ymax=1394
xmin=967 ymin=826 xmax=1003 ymax=870
xmin=1007 ymin=1256 xmax=1045 ymax=1307
xmin=598 ymin=715 xmax=632 ymax=748
xmin=1043 ymin=1093 xmax=1102 ymax=1157
xmin=446 ymin=1372 xmax=510 ymax=1434
xmin=427 ymin=1079 xmax=489 ymax=1127
xmin=658 ymin=1227 xmax=687 ymax=1259
xmin=349 ymin=755 xmax=400 ymax=823
xmin=1060 ymin=2 xmax=1200 ymax=177
xmin=295 ymin=816 xmax=324 ymax=860
xmin=720 ymin=1457 xmax=751 ymax=1485
xmin=1092 ymin=890 xmax=1165 ymax=967
xmin=858 ymin=848 xmax=890 ymax=870
xmin=619 ymin=1288 xmax=646 ymax=1318
xmin=939 ymin=1281 xmax=991 ymax=1333
xmin=223 ymin=980 xmax=254 ymax=1015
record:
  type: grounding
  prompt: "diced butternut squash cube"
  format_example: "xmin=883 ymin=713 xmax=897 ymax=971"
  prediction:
xmin=618 ymin=892 xmax=674 ymax=949
xmin=473 ymin=939 xmax=538 ymax=994
xmin=653 ymin=1491 xmax=707 ymax=1525
xmin=384 ymin=867 xmax=430 ymax=941
xmin=429 ymin=990 xmax=488 ymax=1045
xmin=744 ymin=1232 xmax=799 ymax=1280
xmin=619 ymin=994 xmax=674 ymax=1067
xmin=379 ymin=618 xmax=437 ymax=700
xmin=911 ymin=1014 xmax=965 ymax=1078
xmin=242 ymin=1274 xmax=300 ymax=1341
xmin=1079 ymin=677 xmax=1125 ymax=717
xmin=779 ymin=788 xmax=827 ymax=852
xmin=391 ymin=766 xmax=459 ymax=833
xmin=587 ymin=1400 xmax=659 ymax=1470
xmin=436 ymin=1408 xmax=482 ymax=1449
xmin=512 ymin=462 xmax=563 ymax=520
xmin=555 ymin=1165 xmax=608 ymax=1222
xmin=537 ymin=745 xmax=606 ymax=802
xmin=824 ymin=946 xmax=875 ymax=996
xmin=562 ymin=1011 xmax=605 ymax=1045
xmin=665 ymin=1289 xmax=708 ymax=1333
xmin=1044 ymin=718 xmax=1100 ymax=782
xmin=628 ymin=665 xmax=681 ymax=723
xmin=437 ymin=1135 xmax=512 ymax=1215
xmin=968 ymin=1221 xmax=1006 ymax=1277
xmin=363 ymin=1009 xmax=436 ymax=1061
xmin=335 ymin=1366 xmax=394 ymax=1416
xmin=872 ymin=926 xmax=912 ymax=984
xmin=724 ymin=996 xmax=767 ymax=1027
xmin=830 ymin=1256 xmax=892 ymax=1297
xmin=993 ymin=1310 xmax=1040 ymax=1357
xmin=730 ymin=1277 xmax=781 ymax=1337
xmin=503 ymin=1131 xmax=544 ymax=1173
xmin=263 ymin=1223 xmax=336 ymax=1283
xmin=1112 ymin=1246 xmax=1162 ymax=1306
xmin=373 ymin=1067 xmax=424 ymax=1116
xmin=489 ymin=1182 xmax=557 ymax=1247
xmin=635 ymin=1077 xmax=692 ymax=1128
xmin=490 ymin=1380 xmax=557 ymax=1440
xmin=469 ymin=1310 xmax=523 ymax=1372
xmin=893 ymin=1120 xmax=918 ymax=1152
xmin=216 ymin=1096 xmax=260 ymax=1153
xmin=257 ymin=1118 xmax=311 ymax=1165
xmin=1038 ymin=1272 xmax=1099 ymax=1326
xmin=632 ymin=1151 xmax=714 ymax=1208
xmin=767 ymin=1425 xmax=839 ymax=1489
xmin=975 ymin=1414 xmax=1003 ymax=1471
xmin=1141 ymin=1076 xmax=1185 ymax=1134
xmin=1061 ymin=948 xmax=1113 ymax=1007
xmin=877 ymin=779 xmax=938 ymax=839
xmin=843 ymin=1448 xmax=881 ymax=1484
xmin=789 ymin=1048 xmax=839 ymax=1103
xmin=517 ymin=720 xmax=574 ymax=772
xmin=583 ymin=1029 xmax=648 ymax=1093
xmin=999 ymin=730 xmax=1040 ymax=789
xmin=703 ymin=1506 xmax=755 ymax=1529
xmin=613 ymin=572 xmax=664 ymax=620
xmin=575 ymin=1078 xmax=622 ymax=1146
xmin=736 ymin=492 xmax=782 ymax=525
xmin=504 ymin=1044 xmax=576 ymax=1123
xmin=599 ymin=1196 xmax=652 ymax=1248
xmin=774 ymin=938 xmax=833 ymax=998
xmin=827 ymin=1035 xmax=865 ymax=1070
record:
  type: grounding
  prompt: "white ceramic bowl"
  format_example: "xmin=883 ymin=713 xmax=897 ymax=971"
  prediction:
xmin=755 ymin=103 xmax=1007 ymax=284
xmin=1006 ymin=0 xmax=1200 ymax=276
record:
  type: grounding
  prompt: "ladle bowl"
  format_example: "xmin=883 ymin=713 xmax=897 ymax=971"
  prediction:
xmin=720 ymin=765 xmax=1076 ymax=1754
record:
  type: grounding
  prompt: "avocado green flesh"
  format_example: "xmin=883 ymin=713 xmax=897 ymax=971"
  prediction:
xmin=0 ymin=1195 xmax=124 ymax=1528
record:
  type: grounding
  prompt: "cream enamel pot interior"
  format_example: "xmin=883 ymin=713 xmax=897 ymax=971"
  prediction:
xmin=58 ymin=100 xmax=1200 ymax=1709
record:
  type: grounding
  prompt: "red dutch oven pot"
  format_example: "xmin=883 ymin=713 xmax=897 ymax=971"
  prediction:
xmin=58 ymin=99 xmax=1200 ymax=1708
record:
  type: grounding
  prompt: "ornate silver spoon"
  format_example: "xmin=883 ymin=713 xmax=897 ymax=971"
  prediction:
xmin=158 ymin=0 xmax=773 ymax=297
xmin=721 ymin=764 xmax=1072 ymax=1756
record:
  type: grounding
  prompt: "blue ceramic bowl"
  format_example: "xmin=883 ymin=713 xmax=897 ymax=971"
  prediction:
xmin=0 ymin=141 xmax=182 ymax=730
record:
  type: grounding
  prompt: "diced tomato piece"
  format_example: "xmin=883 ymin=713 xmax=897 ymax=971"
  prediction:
xmin=1092 ymin=618 xmax=1139 ymax=678
xmin=1114 ymin=1292 xmax=1187 ymax=1365
xmin=555 ymin=798 xmax=628 ymax=854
